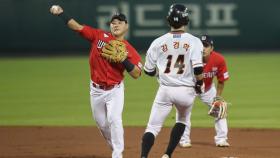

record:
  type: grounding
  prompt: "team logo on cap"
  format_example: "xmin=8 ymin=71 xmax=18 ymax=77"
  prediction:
xmin=201 ymin=35 xmax=207 ymax=41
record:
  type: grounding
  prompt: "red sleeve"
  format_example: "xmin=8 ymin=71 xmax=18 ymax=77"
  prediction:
xmin=216 ymin=56 xmax=229 ymax=82
xmin=126 ymin=43 xmax=142 ymax=70
xmin=77 ymin=25 xmax=98 ymax=41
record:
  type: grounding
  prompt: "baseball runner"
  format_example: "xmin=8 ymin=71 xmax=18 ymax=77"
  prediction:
xmin=140 ymin=4 xmax=204 ymax=158
xmin=178 ymin=35 xmax=230 ymax=148
xmin=50 ymin=5 xmax=142 ymax=158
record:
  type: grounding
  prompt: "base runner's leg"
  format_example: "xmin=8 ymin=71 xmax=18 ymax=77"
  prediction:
xmin=164 ymin=123 xmax=186 ymax=157
xmin=141 ymin=103 xmax=172 ymax=158
xmin=177 ymin=110 xmax=192 ymax=146
xmin=141 ymin=86 xmax=173 ymax=158
xmin=141 ymin=132 xmax=155 ymax=158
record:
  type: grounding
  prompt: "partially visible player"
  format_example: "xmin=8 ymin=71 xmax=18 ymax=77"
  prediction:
xmin=178 ymin=35 xmax=230 ymax=148
xmin=140 ymin=4 xmax=204 ymax=158
xmin=50 ymin=5 xmax=142 ymax=158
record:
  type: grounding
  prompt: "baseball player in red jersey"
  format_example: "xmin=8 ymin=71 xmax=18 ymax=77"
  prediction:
xmin=50 ymin=5 xmax=142 ymax=158
xmin=178 ymin=35 xmax=230 ymax=148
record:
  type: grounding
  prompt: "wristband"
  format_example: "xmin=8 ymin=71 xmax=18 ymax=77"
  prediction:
xmin=122 ymin=58 xmax=135 ymax=72
xmin=144 ymin=69 xmax=157 ymax=77
xmin=194 ymin=66 xmax=203 ymax=75
xmin=59 ymin=12 xmax=72 ymax=24
xmin=196 ymin=80 xmax=203 ymax=86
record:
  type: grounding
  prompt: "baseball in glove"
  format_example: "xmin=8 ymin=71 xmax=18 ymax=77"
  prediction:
xmin=208 ymin=96 xmax=228 ymax=119
xmin=101 ymin=40 xmax=127 ymax=63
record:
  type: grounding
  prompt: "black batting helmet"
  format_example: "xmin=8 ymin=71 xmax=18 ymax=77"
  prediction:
xmin=167 ymin=4 xmax=189 ymax=29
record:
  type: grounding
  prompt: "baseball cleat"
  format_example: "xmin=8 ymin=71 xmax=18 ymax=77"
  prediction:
xmin=161 ymin=154 xmax=170 ymax=158
xmin=216 ymin=141 xmax=230 ymax=147
xmin=179 ymin=142 xmax=192 ymax=148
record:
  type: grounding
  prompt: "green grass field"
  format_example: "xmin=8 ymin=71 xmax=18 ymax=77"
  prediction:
xmin=1 ymin=53 xmax=280 ymax=128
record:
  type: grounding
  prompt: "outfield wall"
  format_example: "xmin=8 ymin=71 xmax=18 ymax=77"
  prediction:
xmin=1 ymin=0 xmax=280 ymax=54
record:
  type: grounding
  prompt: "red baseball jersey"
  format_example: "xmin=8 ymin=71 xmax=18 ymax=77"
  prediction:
xmin=78 ymin=25 xmax=142 ymax=86
xmin=203 ymin=51 xmax=229 ymax=92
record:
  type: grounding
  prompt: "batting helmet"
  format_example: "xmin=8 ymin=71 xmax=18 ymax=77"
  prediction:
xmin=167 ymin=4 xmax=189 ymax=29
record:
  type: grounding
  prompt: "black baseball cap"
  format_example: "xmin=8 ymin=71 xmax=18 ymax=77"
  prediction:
xmin=201 ymin=35 xmax=214 ymax=46
xmin=110 ymin=12 xmax=128 ymax=23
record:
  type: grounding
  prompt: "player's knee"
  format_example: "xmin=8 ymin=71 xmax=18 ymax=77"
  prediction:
xmin=93 ymin=111 xmax=112 ymax=129
xmin=176 ymin=120 xmax=188 ymax=126
xmin=107 ymin=116 xmax=122 ymax=126
xmin=94 ymin=119 xmax=108 ymax=129
xmin=176 ymin=113 xmax=189 ymax=125
xmin=145 ymin=125 xmax=162 ymax=137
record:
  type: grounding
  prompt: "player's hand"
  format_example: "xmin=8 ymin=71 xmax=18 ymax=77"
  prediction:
xmin=50 ymin=5 xmax=63 ymax=15
xmin=194 ymin=80 xmax=204 ymax=94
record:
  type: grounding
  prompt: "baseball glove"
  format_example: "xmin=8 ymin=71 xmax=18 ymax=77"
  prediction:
xmin=101 ymin=40 xmax=127 ymax=63
xmin=208 ymin=96 xmax=228 ymax=119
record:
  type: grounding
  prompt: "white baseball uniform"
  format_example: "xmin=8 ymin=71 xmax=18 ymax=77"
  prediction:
xmin=144 ymin=32 xmax=203 ymax=137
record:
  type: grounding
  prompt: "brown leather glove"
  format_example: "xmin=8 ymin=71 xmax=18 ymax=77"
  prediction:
xmin=101 ymin=40 xmax=127 ymax=63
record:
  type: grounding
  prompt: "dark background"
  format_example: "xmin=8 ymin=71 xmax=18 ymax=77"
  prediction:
xmin=1 ymin=0 xmax=280 ymax=56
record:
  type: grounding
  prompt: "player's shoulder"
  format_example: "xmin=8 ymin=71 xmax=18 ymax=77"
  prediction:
xmin=123 ymin=40 xmax=134 ymax=48
xmin=212 ymin=51 xmax=225 ymax=59
xmin=211 ymin=51 xmax=227 ymax=63
xmin=83 ymin=26 xmax=111 ymax=36
xmin=97 ymin=29 xmax=111 ymax=36
xmin=123 ymin=40 xmax=139 ymax=53
xmin=183 ymin=33 xmax=203 ymax=47
xmin=183 ymin=32 xmax=199 ymax=40
xmin=151 ymin=33 xmax=171 ymax=45
xmin=150 ymin=33 xmax=201 ymax=47
xmin=184 ymin=33 xmax=201 ymax=41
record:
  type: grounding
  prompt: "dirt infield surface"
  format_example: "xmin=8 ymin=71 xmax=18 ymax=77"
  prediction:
xmin=0 ymin=127 xmax=279 ymax=158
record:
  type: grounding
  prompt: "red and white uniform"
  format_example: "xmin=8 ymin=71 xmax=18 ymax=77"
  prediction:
xmin=79 ymin=25 xmax=141 ymax=86
xmin=78 ymin=25 xmax=141 ymax=158
xmin=203 ymin=51 xmax=229 ymax=92
xmin=180 ymin=50 xmax=230 ymax=145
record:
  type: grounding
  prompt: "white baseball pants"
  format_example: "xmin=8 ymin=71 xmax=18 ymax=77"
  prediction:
xmin=145 ymin=85 xmax=196 ymax=137
xmin=90 ymin=81 xmax=124 ymax=158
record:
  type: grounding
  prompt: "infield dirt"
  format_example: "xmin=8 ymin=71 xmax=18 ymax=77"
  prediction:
xmin=0 ymin=127 xmax=279 ymax=158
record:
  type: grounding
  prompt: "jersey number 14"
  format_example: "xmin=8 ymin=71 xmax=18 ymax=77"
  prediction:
xmin=164 ymin=54 xmax=185 ymax=74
